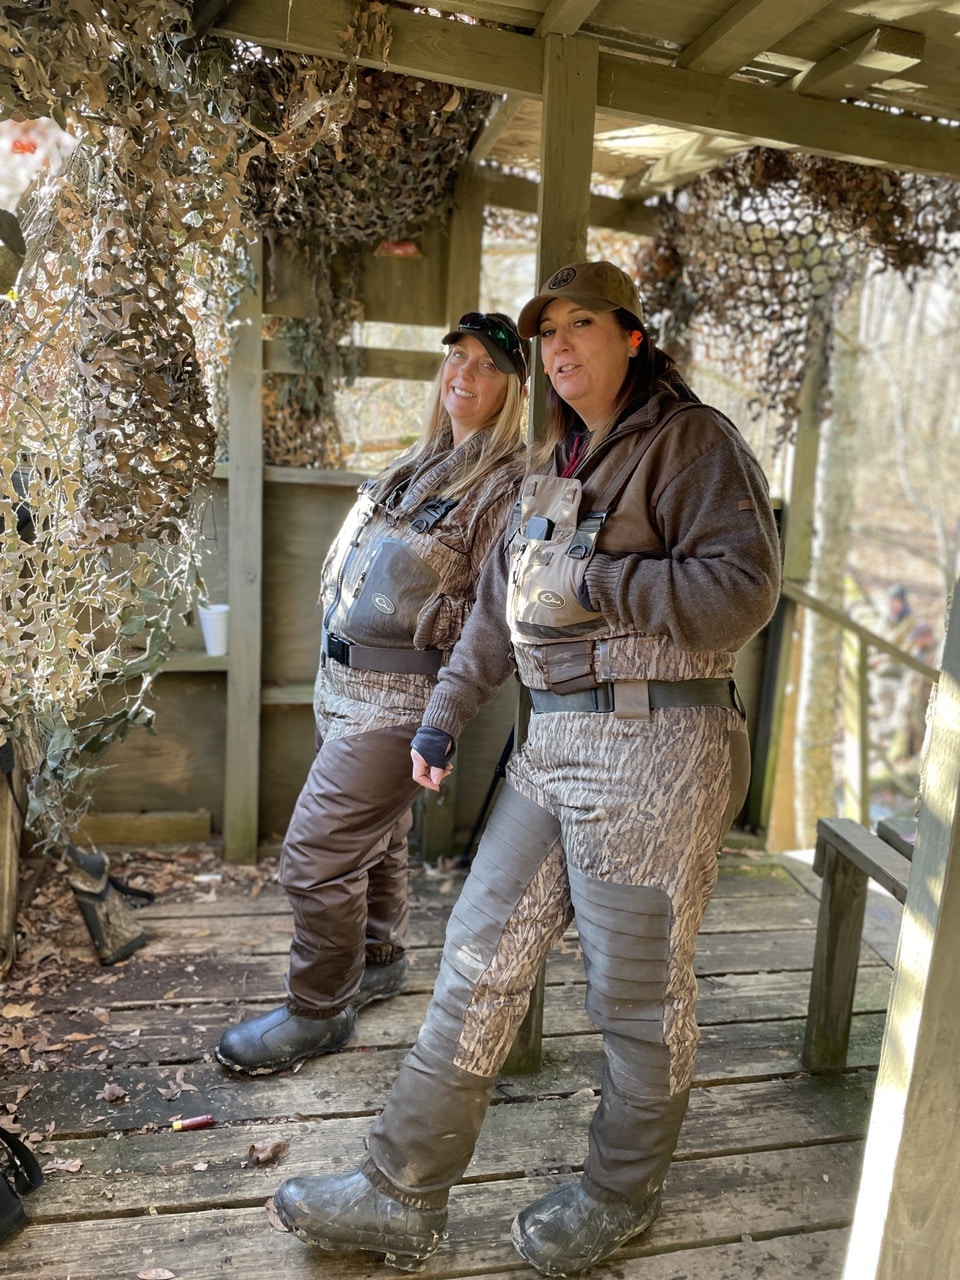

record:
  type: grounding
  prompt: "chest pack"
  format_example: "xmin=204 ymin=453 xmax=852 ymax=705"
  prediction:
xmin=505 ymin=403 xmax=692 ymax=646
xmin=323 ymin=488 xmax=459 ymax=652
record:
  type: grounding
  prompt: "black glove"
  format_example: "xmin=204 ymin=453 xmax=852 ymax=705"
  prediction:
xmin=411 ymin=726 xmax=456 ymax=769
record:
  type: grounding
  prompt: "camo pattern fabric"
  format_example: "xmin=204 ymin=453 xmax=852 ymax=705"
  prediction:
xmin=452 ymin=703 xmax=746 ymax=1094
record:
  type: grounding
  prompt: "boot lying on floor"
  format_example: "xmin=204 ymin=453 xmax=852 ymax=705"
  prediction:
xmin=273 ymin=1166 xmax=447 ymax=1273
xmin=64 ymin=843 xmax=153 ymax=966
xmin=511 ymin=1177 xmax=663 ymax=1277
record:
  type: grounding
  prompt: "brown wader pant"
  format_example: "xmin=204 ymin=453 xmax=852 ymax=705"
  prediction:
xmin=362 ymin=704 xmax=750 ymax=1208
xmin=279 ymin=722 xmax=422 ymax=1015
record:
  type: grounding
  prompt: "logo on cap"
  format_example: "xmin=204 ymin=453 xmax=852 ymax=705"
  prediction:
xmin=548 ymin=267 xmax=576 ymax=290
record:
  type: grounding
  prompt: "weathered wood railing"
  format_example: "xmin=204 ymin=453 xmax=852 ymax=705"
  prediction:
xmin=780 ymin=580 xmax=939 ymax=825
xmin=802 ymin=815 xmax=913 ymax=1072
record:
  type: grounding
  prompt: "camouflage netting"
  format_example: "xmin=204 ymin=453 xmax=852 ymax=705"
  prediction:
xmin=0 ymin=0 xmax=491 ymax=841
xmin=234 ymin=43 xmax=492 ymax=465
xmin=634 ymin=148 xmax=960 ymax=436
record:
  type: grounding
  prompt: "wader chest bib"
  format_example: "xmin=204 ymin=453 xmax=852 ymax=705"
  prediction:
xmin=322 ymin=487 xmax=462 ymax=675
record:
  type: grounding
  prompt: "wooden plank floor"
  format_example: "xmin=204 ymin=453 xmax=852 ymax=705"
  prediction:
xmin=1 ymin=851 xmax=899 ymax=1280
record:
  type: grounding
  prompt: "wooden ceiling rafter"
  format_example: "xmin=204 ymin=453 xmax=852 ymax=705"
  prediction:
xmin=624 ymin=19 xmax=928 ymax=198
xmin=675 ymin=0 xmax=836 ymax=77
xmin=536 ymin=0 xmax=600 ymax=38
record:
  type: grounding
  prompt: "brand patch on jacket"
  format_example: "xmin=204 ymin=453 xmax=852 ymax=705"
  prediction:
xmin=372 ymin=593 xmax=396 ymax=614
xmin=536 ymin=589 xmax=566 ymax=609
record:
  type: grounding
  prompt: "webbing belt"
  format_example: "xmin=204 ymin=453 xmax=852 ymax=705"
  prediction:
xmin=323 ymin=631 xmax=444 ymax=677
xmin=528 ymin=678 xmax=740 ymax=718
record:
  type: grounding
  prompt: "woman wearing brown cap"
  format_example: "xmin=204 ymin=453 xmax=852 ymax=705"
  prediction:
xmin=272 ymin=263 xmax=781 ymax=1274
xmin=216 ymin=313 xmax=528 ymax=1075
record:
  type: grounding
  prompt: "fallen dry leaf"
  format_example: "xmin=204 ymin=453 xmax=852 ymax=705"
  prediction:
xmin=247 ymin=1139 xmax=288 ymax=1166
xmin=42 ymin=1157 xmax=83 ymax=1173
xmin=96 ymin=1081 xmax=128 ymax=1104
xmin=1 ymin=1002 xmax=36 ymax=1018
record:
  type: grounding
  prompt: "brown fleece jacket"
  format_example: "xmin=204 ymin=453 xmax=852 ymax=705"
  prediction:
xmin=422 ymin=391 xmax=782 ymax=741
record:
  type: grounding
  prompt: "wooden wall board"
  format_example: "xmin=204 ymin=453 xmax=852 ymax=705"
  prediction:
xmin=261 ymin=478 xmax=356 ymax=685
xmin=86 ymin=674 xmax=227 ymax=828
xmin=257 ymin=704 xmax=315 ymax=843
xmin=74 ymin=810 xmax=212 ymax=846
xmin=267 ymin=229 xmax=450 ymax=326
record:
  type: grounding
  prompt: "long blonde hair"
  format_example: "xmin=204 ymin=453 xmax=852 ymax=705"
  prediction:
xmin=372 ymin=360 xmax=526 ymax=502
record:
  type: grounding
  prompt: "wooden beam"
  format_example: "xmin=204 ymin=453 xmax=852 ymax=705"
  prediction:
xmin=264 ymin=341 xmax=439 ymax=381
xmin=597 ymin=54 xmax=960 ymax=180
xmin=211 ymin=4 xmax=960 ymax=179
xmin=0 ymin=751 xmax=25 ymax=980
xmin=676 ymin=0 xmax=834 ymax=77
xmin=212 ymin=0 xmax=543 ymax=98
xmin=532 ymin=32 xmax=597 ymax=436
xmin=788 ymin=26 xmax=925 ymax=99
xmin=479 ymin=168 xmax=659 ymax=237
xmin=843 ymin=581 xmax=960 ymax=1279
xmin=216 ymin=3 xmax=960 ymax=180
xmin=223 ymin=236 xmax=264 ymax=863
xmin=445 ymin=166 xmax=484 ymax=327
xmin=469 ymin=95 xmax=524 ymax=164
xmin=622 ymin=133 xmax=750 ymax=199
xmin=537 ymin=0 xmax=600 ymax=38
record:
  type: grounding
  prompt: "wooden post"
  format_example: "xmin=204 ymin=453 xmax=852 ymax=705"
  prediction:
xmin=802 ymin=838 xmax=869 ymax=1071
xmin=504 ymin=32 xmax=597 ymax=1077
xmin=444 ymin=165 xmax=484 ymax=328
xmin=841 ymin=632 xmax=870 ymax=825
xmin=224 ymin=237 xmax=264 ymax=863
xmin=843 ymin=581 xmax=960 ymax=1279
xmin=413 ymin=165 xmax=485 ymax=865
xmin=0 ymin=749 xmax=25 ymax=979
xmin=747 ymin=376 xmax=820 ymax=837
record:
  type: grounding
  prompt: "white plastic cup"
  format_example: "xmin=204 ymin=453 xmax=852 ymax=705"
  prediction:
xmin=198 ymin=603 xmax=230 ymax=656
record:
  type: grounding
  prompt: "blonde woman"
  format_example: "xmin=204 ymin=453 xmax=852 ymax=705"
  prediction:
xmin=217 ymin=313 xmax=528 ymax=1074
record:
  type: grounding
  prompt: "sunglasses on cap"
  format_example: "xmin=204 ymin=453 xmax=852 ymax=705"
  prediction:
xmin=457 ymin=312 xmax=523 ymax=355
xmin=444 ymin=312 xmax=528 ymax=381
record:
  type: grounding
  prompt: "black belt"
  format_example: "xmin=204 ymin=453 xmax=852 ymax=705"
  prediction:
xmin=528 ymin=678 xmax=740 ymax=717
xmin=323 ymin=631 xmax=444 ymax=677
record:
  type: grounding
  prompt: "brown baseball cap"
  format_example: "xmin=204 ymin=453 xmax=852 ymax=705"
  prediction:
xmin=517 ymin=260 xmax=644 ymax=338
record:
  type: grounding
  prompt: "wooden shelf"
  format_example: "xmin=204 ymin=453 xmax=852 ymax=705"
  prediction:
xmin=261 ymin=683 xmax=313 ymax=706
xmin=212 ymin=462 xmax=368 ymax=486
xmin=162 ymin=651 xmax=229 ymax=673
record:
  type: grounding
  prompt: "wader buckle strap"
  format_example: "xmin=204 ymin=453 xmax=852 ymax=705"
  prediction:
xmin=324 ymin=631 xmax=444 ymax=677
xmin=529 ymin=677 xmax=739 ymax=719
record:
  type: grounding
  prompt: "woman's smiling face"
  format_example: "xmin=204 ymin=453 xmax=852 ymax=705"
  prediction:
xmin=440 ymin=334 xmax=510 ymax=439
xmin=538 ymin=298 xmax=635 ymax=430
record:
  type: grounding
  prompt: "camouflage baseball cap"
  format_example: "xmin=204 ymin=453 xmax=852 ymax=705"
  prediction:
xmin=517 ymin=260 xmax=644 ymax=338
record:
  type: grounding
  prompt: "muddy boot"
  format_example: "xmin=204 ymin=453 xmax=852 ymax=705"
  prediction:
xmin=216 ymin=1004 xmax=355 ymax=1075
xmin=273 ymin=1166 xmax=446 ymax=1272
xmin=356 ymin=954 xmax=409 ymax=1010
xmin=511 ymin=1179 xmax=662 ymax=1277
xmin=64 ymin=843 xmax=151 ymax=966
